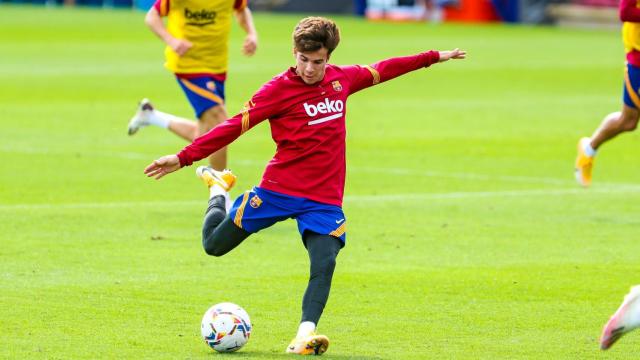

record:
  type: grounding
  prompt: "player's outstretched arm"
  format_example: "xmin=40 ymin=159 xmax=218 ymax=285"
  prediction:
xmin=144 ymin=154 xmax=181 ymax=180
xmin=438 ymin=48 xmax=466 ymax=62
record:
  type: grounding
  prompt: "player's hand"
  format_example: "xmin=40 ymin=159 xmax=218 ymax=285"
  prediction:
xmin=242 ymin=33 xmax=258 ymax=56
xmin=438 ymin=48 xmax=466 ymax=62
xmin=169 ymin=38 xmax=193 ymax=57
xmin=144 ymin=155 xmax=181 ymax=180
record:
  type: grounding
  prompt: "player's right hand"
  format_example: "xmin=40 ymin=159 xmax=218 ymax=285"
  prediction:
xmin=144 ymin=155 xmax=181 ymax=180
xmin=438 ymin=48 xmax=466 ymax=62
xmin=170 ymin=38 xmax=193 ymax=56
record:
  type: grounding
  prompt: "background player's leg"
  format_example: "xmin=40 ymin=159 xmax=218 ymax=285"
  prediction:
xmin=301 ymin=232 xmax=342 ymax=325
xmin=128 ymin=99 xmax=197 ymax=140
xmin=167 ymin=117 xmax=198 ymax=142
xmin=590 ymin=105 xmax=639 ymax=149
xmin=202 ymin=195 xmax=250 ymax=257
xmin=199 ymin=105 xmax=229 ymax=170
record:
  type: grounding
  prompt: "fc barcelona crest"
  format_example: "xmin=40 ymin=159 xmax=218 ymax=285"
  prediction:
xmin=332 ymin=81 xmax=343 ymax=92
xmin=249 ymin=195 xmax=263 ymax=208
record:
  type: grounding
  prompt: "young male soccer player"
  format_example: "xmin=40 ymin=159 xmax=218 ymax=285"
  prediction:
xmin=600 ymin=285 xmax=640 ymax=350
xmin=144 ymin=16 xmax=465 ymax=355
xmin=575 ymin=0 xmax=640 ymax=186
xmin=128 ymin=0 xmax=258 ymax=170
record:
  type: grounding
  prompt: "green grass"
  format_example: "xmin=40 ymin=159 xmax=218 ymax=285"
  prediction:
xmin=1 ymin=4 xmax=640 ymax=359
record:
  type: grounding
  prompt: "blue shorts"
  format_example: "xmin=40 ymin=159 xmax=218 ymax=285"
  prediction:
xmin=228 ymin=187 xmax=347 ymax=246
xmin=176 ymin=75 xmax=226 ymax=118
xmin=623 ymin=62 xmax=640 ymax=109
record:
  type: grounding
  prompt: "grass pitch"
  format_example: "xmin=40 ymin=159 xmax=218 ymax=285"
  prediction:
xmin=1 ymin=5 xmax=640 ymax=359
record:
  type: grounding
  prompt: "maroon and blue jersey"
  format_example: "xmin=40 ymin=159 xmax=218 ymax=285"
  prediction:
xmin=177 ymin=51 xmax=441 ymax=206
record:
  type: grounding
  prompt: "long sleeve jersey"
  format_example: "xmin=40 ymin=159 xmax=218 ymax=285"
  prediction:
xmin=177 ymin=51 xmax=441 ymax=207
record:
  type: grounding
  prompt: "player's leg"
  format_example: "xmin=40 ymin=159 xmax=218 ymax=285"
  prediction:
xmin=601 ymin=285 xmax=640 ymax=350
xmin=202 ymin=199 xmax=250 ymax=257
xmin=198 ymin=104 xmax=229 ymax=170
xmin=196 ymin=166 xmax=249 ymax=256
xmin=127 ymin=98 xmax=198 ymax=140
xmin=591 ymin=106 xmax=639 ymax=149
xmin=287 ymin=232 xmax=342 ymax=355
xmin=575 ymin=62 xmax=640 ymax=187
xmin=202 ymin=185 xmax=292 ymax=257
xmin=575 ymin=106 xmax=639 ymax=187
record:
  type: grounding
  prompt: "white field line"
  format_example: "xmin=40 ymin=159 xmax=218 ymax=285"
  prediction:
xmin=350 ymin=166 xmax=638 ymax=188
xmin=2 ymin=186 xmax=640 ymax=211
xmin=2 ymin=147 xmax=636 ymax=187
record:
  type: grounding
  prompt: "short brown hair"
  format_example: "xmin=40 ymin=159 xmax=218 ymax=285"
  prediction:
xmin=293 ymin=17 xmax=340 ymax=55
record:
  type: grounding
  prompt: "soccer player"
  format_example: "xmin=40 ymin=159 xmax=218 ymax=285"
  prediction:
xmin=600 ymin=285 xmax=640 ymax=350
xmin=128 ymin=0 xmax=258 ymax=170
xmin=575 ymin=0 xmax=640 ymax=187
xmin=144 ymin=16 xmax=465 ymax=355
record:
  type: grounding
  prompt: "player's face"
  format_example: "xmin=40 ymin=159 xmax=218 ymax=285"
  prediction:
xmin=294 ymin=48 xmax=330 ymax=85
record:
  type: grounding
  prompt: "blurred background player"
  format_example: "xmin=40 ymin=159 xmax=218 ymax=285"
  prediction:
xmin=575 ymin=0 xmax=640 ymax=187
xmin=128 ymin=0 xmax=258 ymax=170
xmin=600 ymin=285 xmax=640 ymax=350
xmin=143 ymin=16 xmax=465 ymax=355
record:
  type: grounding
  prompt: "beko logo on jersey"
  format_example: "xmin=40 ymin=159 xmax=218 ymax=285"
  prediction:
xmin=304 ymin=98 xmax=344 ymax=126
xmin=185 ymin=8 xmax=217 ymax=26
xmin=303 ymin=98 xmax=344 ymax=117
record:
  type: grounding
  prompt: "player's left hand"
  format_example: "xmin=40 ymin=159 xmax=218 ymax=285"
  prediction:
xmin=243 ymin=34 xmax=258 ymax=56
xmin=144 ymin=154 xmax=181 ymax=180
xmin=438 ymin=48 xmax=466 ymax=62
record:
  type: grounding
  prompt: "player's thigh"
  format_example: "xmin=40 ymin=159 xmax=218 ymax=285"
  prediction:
xmin=621 ymin=104 xmax=640 ymax=130
xmin=228 ymin=188 xmax=292 ymax=234
xmin=200 ymin=104 xmax=228 ymax=127
xmin=176 ymin=76 xmax=226 ymax=119
xmin=296 ymin=205 xmax=346 ymax=247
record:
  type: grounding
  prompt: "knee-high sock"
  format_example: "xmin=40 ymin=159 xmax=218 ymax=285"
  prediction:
xmin=301 ymin=232 xmax=342 ymax=325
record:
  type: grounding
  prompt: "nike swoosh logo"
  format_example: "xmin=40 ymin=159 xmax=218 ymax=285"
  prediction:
xmin=336 ymin=219 xmax=345 ymax=224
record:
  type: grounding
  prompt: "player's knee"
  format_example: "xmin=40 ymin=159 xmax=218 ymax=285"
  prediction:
xmin=622 ymin=118 xmax=638 ymax=131
xmin=312 ymin=255 xmax=337 ymax=277
xmin=202 ymin=237 xmax=225 ymax=257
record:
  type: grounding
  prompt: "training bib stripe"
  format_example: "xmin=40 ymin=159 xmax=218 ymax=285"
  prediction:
xmin=241 ymin=108 xmax=250 ymax=134
xmin=625 ymin=66 xmax=640 ymax=108
xmin=364 ymin=65 xmax=380 ymax=85
xmin=329 ymin=222 xmax=346 ymax=238
xmin=234 ymin=191 xmax=251 ymax=228
xmin=179 ymin=78 xmax=225 ymax=105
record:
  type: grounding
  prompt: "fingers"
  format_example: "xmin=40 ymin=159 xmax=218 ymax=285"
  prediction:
xmin=144 ymin=159 xmax=166 ymax=178
xmin=143 ymin=161 xmax=159 ymax=175
xmin=144 ymin=164 xmax=163 ymax=178
xmin=243 ymin=40 xmax=257 ymax=56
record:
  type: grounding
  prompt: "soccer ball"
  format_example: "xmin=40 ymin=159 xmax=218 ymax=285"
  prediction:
xmin=201 ymin=302 xmax=252 ymax=352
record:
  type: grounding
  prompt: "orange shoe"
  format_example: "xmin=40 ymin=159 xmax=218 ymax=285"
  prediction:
xmin=574 ymin=137 xmax=595 ymax=187
xmin=285 ymin=333 xmax=329 ymax=355
xmin=196 ymin=166 xmax=237 ymax=192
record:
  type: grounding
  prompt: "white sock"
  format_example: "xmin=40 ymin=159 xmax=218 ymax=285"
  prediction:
xmin=296 ymin=321 xmax=316 ymax=339
xmin=583 ymin=139 xmax=597 ymax=157
xmin=225 ymin=195 xmax=233 ymax=213
xmin=147 ymin=110 xmax=173 ymax=129
xmin=209 ymin=184 xmax=226 ymax=199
